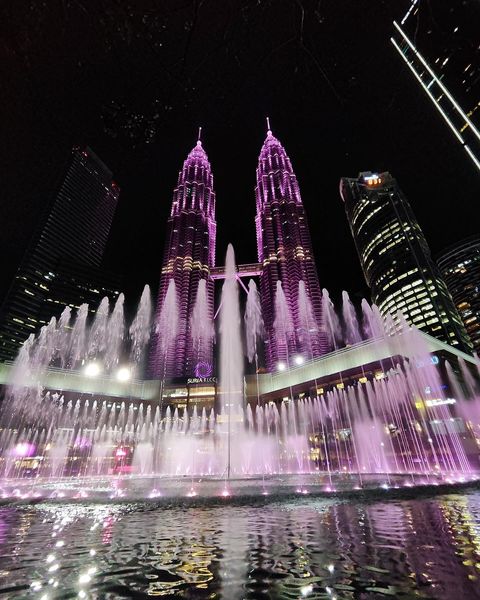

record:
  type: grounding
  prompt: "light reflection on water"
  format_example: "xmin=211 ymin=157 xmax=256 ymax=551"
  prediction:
xmin=1 ymin=492 xmax=480 ymax=598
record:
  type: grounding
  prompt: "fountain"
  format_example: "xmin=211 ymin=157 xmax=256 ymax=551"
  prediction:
xmin=0 ymin=245 xmax=480 ymax=501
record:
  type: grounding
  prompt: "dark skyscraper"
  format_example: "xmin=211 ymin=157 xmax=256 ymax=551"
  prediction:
xmin=150 ymin=138 xmax=216 ymax=379
xmin=438 ymin=236 xmax=480 ymax=355
xmin=391 ymin=0 xmax=480 ymax=172
xmin=0 ymin=147 xmax=120 ymax=362
xmin=340 ymin=171 xmax=472 ymax=353
xmin=255 ymin=124 xmax=327 ymax=372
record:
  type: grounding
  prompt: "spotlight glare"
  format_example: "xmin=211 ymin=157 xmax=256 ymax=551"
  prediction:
xmin=294 ymin=355 xmax=304 ymax=365
xmin=116 ymin=367 xmax=131 ymax=382
xmin=84 ymin=362 xmax=101 ymax=377
xmin=277 ymin=361 xmax=286 ymax=372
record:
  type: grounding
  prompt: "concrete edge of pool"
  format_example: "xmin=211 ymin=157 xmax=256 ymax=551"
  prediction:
xmin=2 ymin=475 xmax=480 ymax=508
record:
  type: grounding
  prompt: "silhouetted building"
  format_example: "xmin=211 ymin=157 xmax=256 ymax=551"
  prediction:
xmin=0 ymin=147 xmax=120 ymax=362
xmin=150 ymin=137 xmax=216 ymax=378
xmin=340 ymin=171 xmax=472 ymax=353
xmin=391 ymin=0 xmax=480 ymax=172
xmin=255 ymin=124 xmax=328 ymax=372
xmin=437 ymin=236 xmax=480 ymax=354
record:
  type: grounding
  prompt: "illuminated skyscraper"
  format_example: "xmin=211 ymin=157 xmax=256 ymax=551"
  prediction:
xmin=150 ymin=137 xmax=216 ymax=378
xmin=255 ymin=124 xmax=327 ymax=372
xmin=0 ymin=147 xmax=120 ymax=362
xmin=340 ymin=171 xmax=472 ymax=353
xmin=438 ymin=236 xmax=480 ymax=354
xmin=391 ymin=1 xmax=480 ymax=172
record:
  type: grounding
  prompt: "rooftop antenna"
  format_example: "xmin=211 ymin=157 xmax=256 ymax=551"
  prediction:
xmin=266 ymin=116 xmax=271 ymax=133
xmin=197 ymin=126 xmax=202 ymax=143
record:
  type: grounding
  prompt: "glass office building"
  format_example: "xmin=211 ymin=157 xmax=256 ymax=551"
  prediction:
xmin=0 ymin=147 xmax=120 ymax=362
xmin=340 ymin=171 xmax=472 ymax=353
xmin=391 ymin=0 xmax=480 ymax=172
xmin=438 ymin=236 xmax=480 ymax=354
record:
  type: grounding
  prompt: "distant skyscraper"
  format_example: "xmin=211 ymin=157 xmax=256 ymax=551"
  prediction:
xmin=340 ymin=171 xmax=472 ymax=353
xmin=438 ymin=236 xmax=480 ymax=354
xmin=0 ymin=147 xmax=120 ymax=362
xmin=150 ymin=137 xmax=216 ymax=378
xmin=255 ymin=124 xmax=327 ymax=372
xmin=391 ymin=1 xmax=480 ymax=172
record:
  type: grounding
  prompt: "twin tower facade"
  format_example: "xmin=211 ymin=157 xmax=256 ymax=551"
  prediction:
xmin=150 ymin=126 xmax=328 ymax=378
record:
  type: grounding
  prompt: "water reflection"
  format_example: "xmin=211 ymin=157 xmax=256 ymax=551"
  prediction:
xmin=1 ymin=492 xmax=480 ymax=598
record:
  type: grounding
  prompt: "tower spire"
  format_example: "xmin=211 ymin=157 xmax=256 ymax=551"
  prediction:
xmin=266 ymin=116 xmax=271 ymax=135
xmin=197 ymin=126 xmax=202 ymax=143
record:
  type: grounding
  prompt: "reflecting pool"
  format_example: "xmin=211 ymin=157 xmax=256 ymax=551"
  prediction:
xmin=2 ymin=489 xmax=480 ymax=598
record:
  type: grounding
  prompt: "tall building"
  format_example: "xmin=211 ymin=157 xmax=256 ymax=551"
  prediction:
xmin=255 ymin=124 xmax=328 ymax=372
xmin=150 ymin=137 xmax=216 ymax=378
xmin=340 ymin=171 xmax=472 ymax=353
xmin=0 ymin=147 xmax=120 ymax=362
xmin=437 ymin=236 xmax=480 ymax=354
xmin=391 ymin=0 xmax=480 ymax=172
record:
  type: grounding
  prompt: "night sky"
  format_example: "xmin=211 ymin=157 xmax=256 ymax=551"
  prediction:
xmin=1 ymin=0 xmax=478 ymax=313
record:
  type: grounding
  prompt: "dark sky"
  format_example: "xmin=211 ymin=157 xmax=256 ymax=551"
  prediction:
xmin=1 ymin=0 xmax=478 ymax=312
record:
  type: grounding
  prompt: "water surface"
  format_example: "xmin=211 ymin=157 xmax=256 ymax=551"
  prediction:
xmin=2 ymin=490 xmax=480 ymax=598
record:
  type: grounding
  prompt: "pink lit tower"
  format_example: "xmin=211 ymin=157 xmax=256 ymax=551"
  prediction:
xmin=150 ymin=131 xmax=216 ymax=378
xmin=255 ymin=120 xmax=328 ymax=371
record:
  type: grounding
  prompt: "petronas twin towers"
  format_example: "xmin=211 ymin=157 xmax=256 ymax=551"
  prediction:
xmin=150 ymin=124 xmax=327 ymax=378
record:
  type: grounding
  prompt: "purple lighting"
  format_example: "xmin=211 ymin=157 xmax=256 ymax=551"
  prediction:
xmin=255 ymin=123 xmax=328 ymax=371
xmin=12 ymin=442 xmax=35 ymax=458
xmin=150 ymin=138 xmax=216 ymax=378
xmin=194 ymin=361 xmax=213 ymax=378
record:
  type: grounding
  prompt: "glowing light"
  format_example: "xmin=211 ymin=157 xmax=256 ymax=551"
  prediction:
xmin=277 ymin=361 xmax=287 ymax=371
xmin=301 ymin=584 xmax=314 ymax=596
xmin=12 ymin=442 xmax=35 ymax=457
xmin=425 ymin=398 xmax=456 ymax=407
xmin=116 ymin=367 xmax=131 ymax=382
xmin=115 ymin=447 xmax=127 ymax=458
xmin=294 ymin=355 xmax=305 ymax=365
xmin=327 ymin=564 xmax=335 ymax=573
xmin=221 ymin=488 xmax=231 ymax=497
xmin=84 ymin=362 xmax=101 ymax=377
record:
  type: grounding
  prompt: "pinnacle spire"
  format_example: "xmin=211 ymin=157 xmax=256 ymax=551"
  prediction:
xmin=197 ymin=126 xmax=202 ymax=143
xmin=266 ymin=116 xmax=272 ymax=136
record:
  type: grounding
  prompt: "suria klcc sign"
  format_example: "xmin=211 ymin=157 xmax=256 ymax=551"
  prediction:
xmin=187 ymin=377 xmax=217 ymax=385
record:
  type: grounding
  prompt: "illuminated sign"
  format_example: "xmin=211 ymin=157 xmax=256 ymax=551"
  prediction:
xmin=187 ymin=377 xmax=217 ymax=385
xmin=416 ymin=355 xmax=440 ymax=368
xmin=194 ymin=361 xmax=213 ymax=378
xmin=425 ymin=398 xmax=456 ymax=407
xmin=416 ymin=397 xmax=456 ymax=409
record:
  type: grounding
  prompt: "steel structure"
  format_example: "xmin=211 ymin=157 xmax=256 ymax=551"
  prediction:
xmin=255 ymin=123 xmax=328 ymax=371
xmin=150 ymin=138 xmax=216 ymax=378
